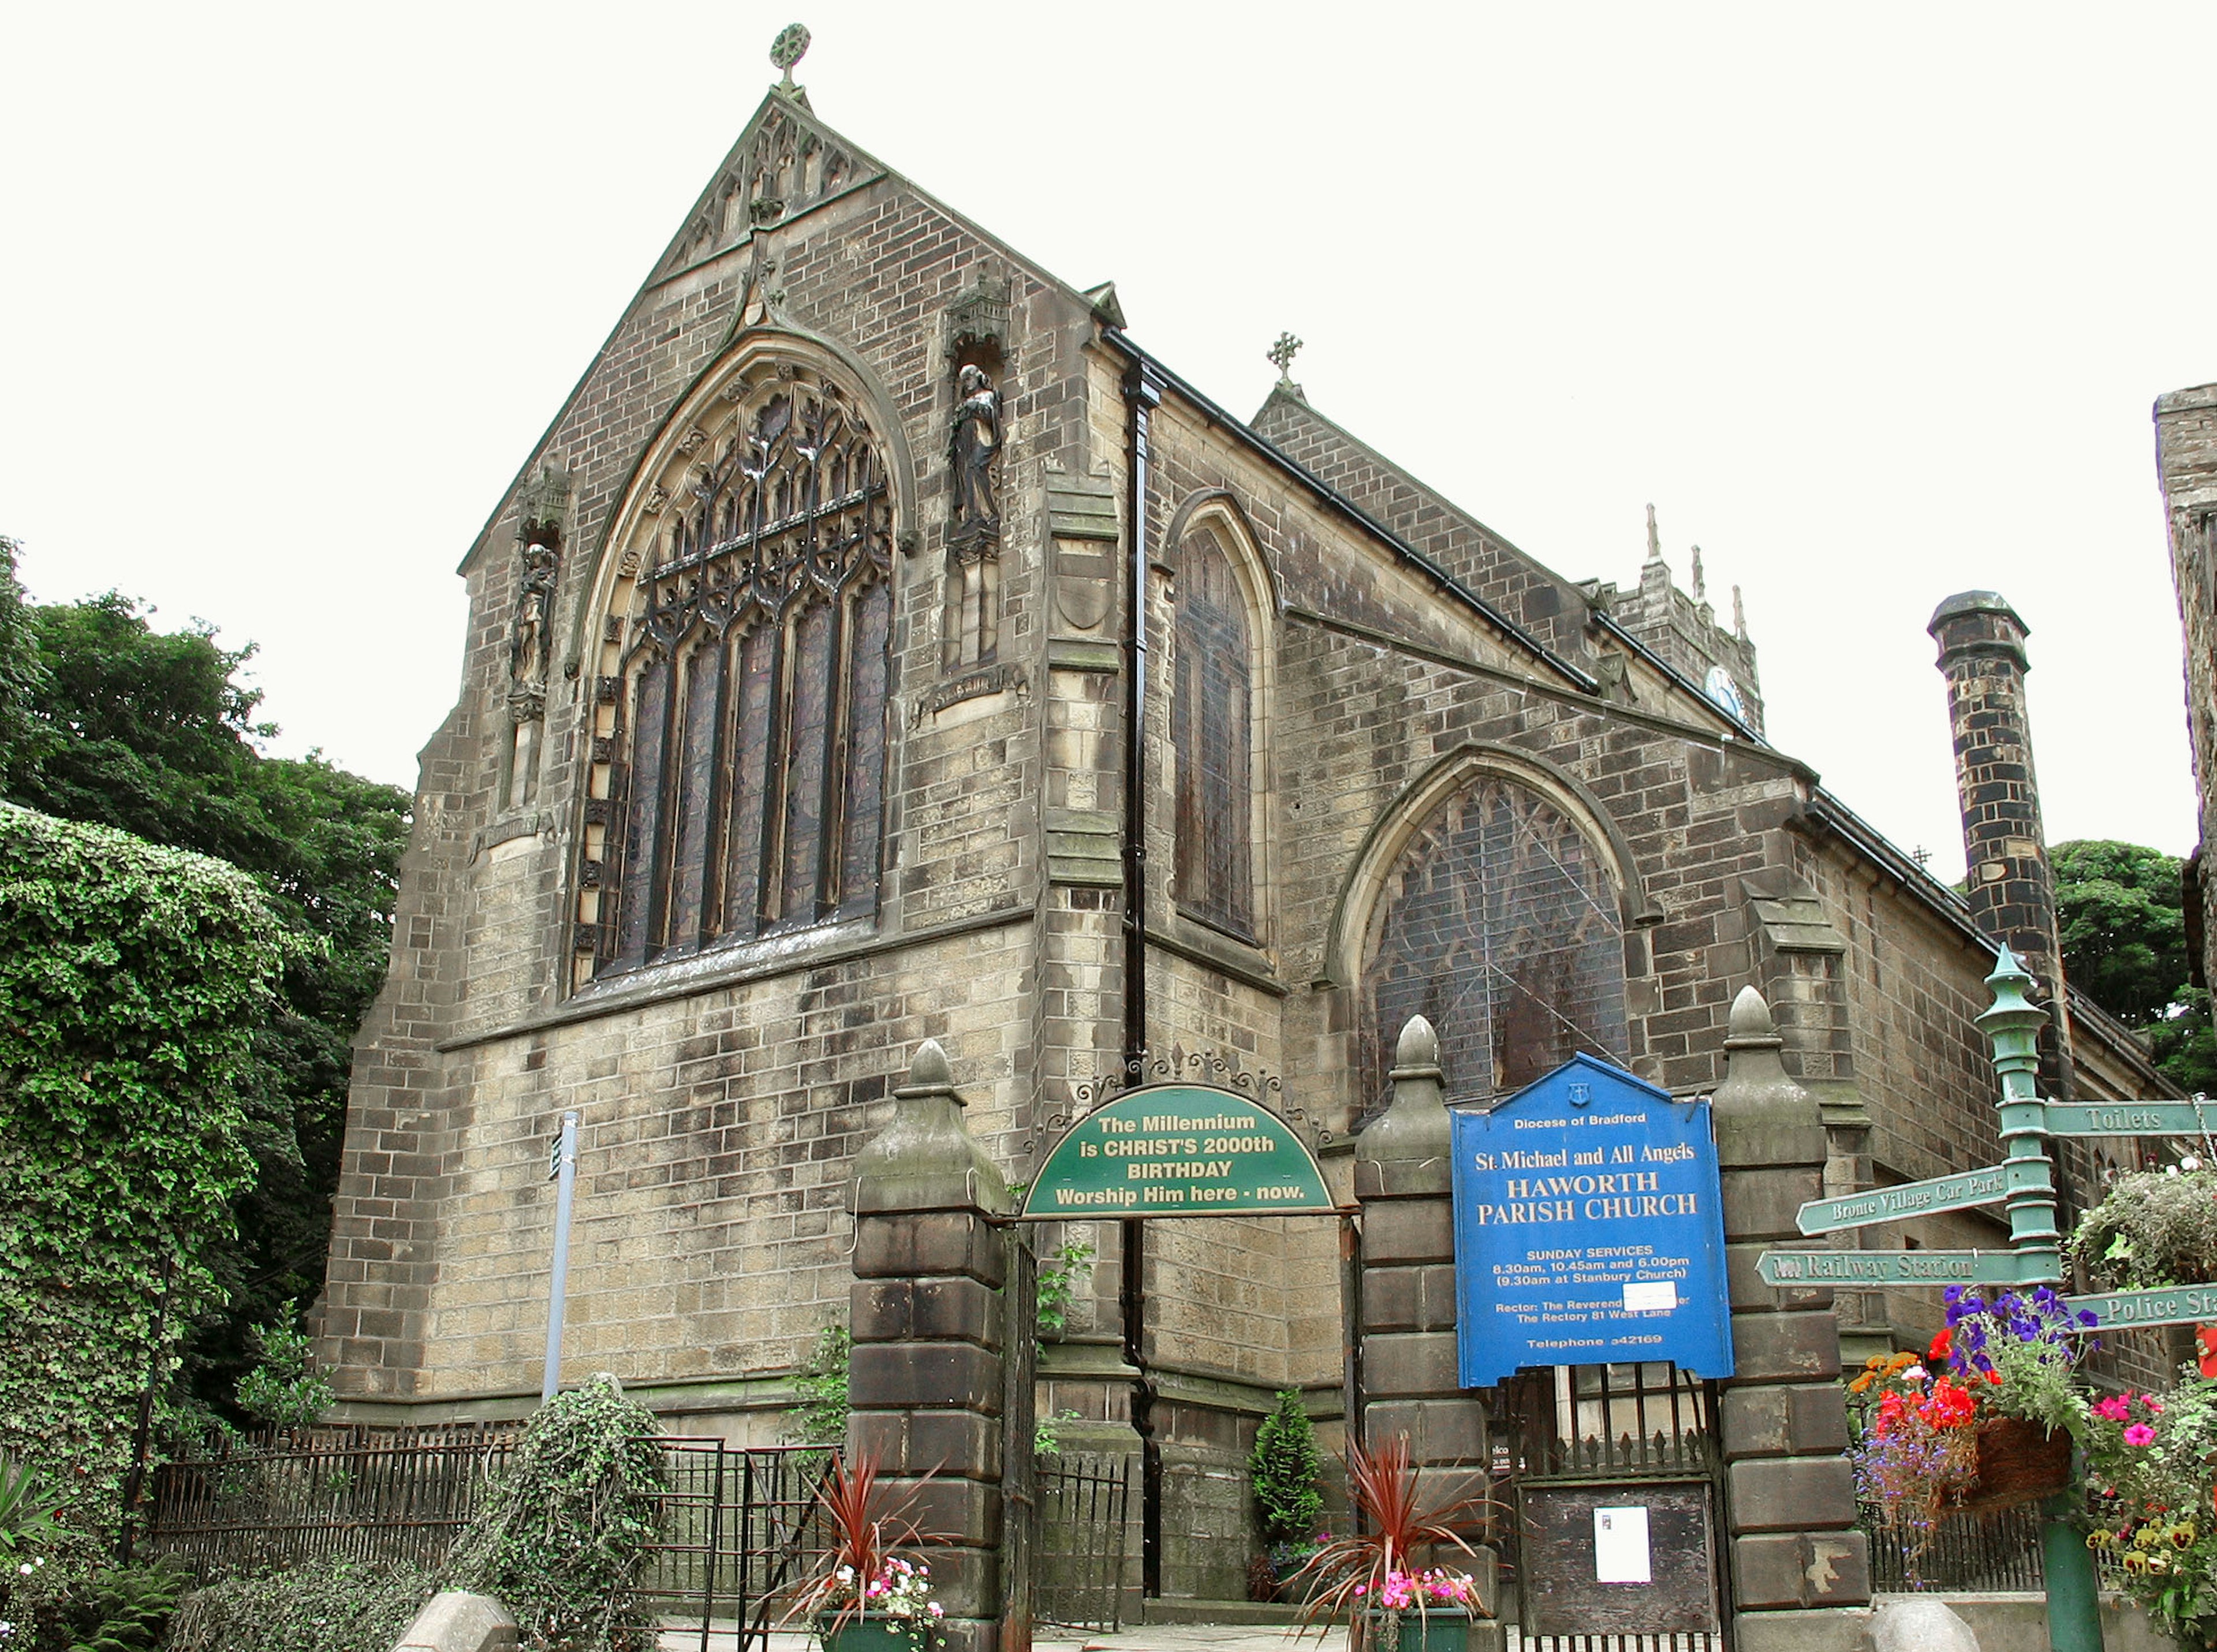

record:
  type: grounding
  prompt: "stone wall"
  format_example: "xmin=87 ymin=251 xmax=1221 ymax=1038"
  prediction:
xmin=2156 ymin=384 xmax=2217 ymax=988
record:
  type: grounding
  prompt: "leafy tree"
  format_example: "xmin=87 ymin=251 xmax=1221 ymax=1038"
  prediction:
xmin=1250 ymin=1388 xmax=1325 ymax=1550
xmin=0 ymin=808 xmax=287 ymax=1530
xmin=2052 ymin=840 xmax=2217 ymax=1094
xmin=0 ymin=555 xmax=410 ymax=1421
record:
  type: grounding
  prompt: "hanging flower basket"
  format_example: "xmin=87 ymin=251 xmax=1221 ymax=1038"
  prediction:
xmin=1950 ymin=1414 xmax=2072 ymax=1518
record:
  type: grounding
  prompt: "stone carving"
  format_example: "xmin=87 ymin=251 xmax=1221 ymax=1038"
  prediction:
xmin=949 ymin=364 xmax=1001 ymax=545
xmin=1267 ymin=331 xmax=1302 ymax=382
xmin=509 ymin=541 xmax=557 ymax=698
xmin=770 ymin=21 xmax=810 ymax=89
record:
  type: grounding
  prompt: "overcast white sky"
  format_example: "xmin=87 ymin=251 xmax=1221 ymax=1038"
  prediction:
xmin=2 ymin=3 xmax=2210 ymax=882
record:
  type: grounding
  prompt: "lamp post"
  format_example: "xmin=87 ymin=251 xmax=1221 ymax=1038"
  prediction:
xmin=542 ymin=1110 xmax=579 ymax=1404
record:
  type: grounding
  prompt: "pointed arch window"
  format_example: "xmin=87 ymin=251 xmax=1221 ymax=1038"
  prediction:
xmin=593 ymin=370 xmax=893 ymax=979
xmin=1171 ymin=524 xmax=1256 ymax=939
xmin=1360 ymin=777 xmax=1628 ymax=1115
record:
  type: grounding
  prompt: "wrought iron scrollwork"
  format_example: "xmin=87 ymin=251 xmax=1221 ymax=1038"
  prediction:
xmin=1018 ymin=1045 xmax=1331 ymax=1158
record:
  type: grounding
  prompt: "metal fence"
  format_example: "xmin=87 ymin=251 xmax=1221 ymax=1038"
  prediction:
xmin=638 ymin=1441 xmax=835 ymax=1652
xmin=145 ymin=1423 xmax=517 ymax=1579
xmin=1859 ymin=1502 xmax=2047 ymax=1593
xmin=1034 ymin=1451 xmax=1132 ymax=1632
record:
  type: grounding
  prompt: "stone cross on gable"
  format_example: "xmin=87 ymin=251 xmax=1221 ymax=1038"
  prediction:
xmin=770 ymin=22 xmax=811 ymax=88
xmin=1267 ymin=331 xmax=1303 ymax=383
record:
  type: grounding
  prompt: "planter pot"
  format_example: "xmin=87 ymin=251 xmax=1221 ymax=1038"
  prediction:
xmin=1951 ymin=1414 xmax=2072 ymax=1517
xmin=819 ymin=1615 xmax=928 ymax=1652
xmin=1360 ymin=1607 xmax=1475 ymax=1652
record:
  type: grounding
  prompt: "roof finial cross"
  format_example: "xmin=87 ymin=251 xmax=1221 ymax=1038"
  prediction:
xmin=770 ymin=23 xmax=811 ymax=91
xmin=1267 ymin=331 xmax=1304 ymax=384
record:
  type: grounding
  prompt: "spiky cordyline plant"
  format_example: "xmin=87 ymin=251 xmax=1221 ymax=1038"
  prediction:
xmin=783 ymin=1449 xmax=950 ymax=1636
xmin=1292 ymin=1433 xmax=1494 ymax=1636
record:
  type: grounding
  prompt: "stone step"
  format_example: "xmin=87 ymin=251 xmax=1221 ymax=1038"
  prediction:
xmin=1137 ymin=1599 xmax=1308 ymax=1625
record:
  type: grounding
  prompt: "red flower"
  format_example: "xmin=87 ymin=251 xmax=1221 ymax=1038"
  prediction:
xmin=2195 ymin=1324 xmax=2217 ymax=1381
xmin=1928 ymin=1327 xmax=1953 ymax=1363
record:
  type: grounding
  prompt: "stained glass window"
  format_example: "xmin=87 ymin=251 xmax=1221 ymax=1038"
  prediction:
xmin=1171 ymin=526 xmax=1256 ymax=938
xmin=599 ymin=372 xmax=893 ymax=977
xmin=1361 ymin=778 xmax=1628 ymax=1116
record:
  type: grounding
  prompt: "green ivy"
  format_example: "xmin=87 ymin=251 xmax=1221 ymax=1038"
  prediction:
xmin=0 ymin=806 xmax=286 ymax=1538
xmin=164 ymin=1557 xmax=436 ymax=1652
xmin=782 ymin=1324 xmax=850 ymax=1448
xmin=1035 ymin=1240 xmax=1096 ymax=1338
xmin=445 ymin=1376 xmax=669 ymax=1651
xmin=233 ymin=1312 xmax=335 ymax=1433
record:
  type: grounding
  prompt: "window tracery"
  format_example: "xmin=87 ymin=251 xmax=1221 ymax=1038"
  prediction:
xmin=580 ymin=367 xmax=894 ymax=984
xmin=1360 ymin=777 xmax=1628 ymax=1115
xmin=1171 ymin=524 xmax=1256 ymax=938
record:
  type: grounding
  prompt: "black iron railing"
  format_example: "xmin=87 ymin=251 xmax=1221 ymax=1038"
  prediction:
xmin=1860 ymin=1501 xmax=2047 ymax=1593
xmin=145 ymin=1423 xmax=516 ymax=1579
xmin=1035 ymin=1451 xmax=1132 ymax=1632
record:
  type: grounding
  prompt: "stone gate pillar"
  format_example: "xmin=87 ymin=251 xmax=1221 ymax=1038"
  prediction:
xmin=1354 ymin=1015 xmax=1502 ymax=1646
xmin=1712 ymin=986 xmax=1871 ymax=1651
xmin=848 ymin=1040 xmax=1011 ymax=1652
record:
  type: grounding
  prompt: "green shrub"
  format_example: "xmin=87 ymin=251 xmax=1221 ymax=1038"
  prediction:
xmin=1251 ymin=1388 xmax=1324 ymax=1549
xmin=444 ymin=1376 xmax=668 ymax=1651
xmin=3 ymin=1557 xmax=193 ymax=1652
xmin=164 ymin=1557 xmax=435 ymax=1652
xmin=0 ymin=806 xmax=287 ymax=1533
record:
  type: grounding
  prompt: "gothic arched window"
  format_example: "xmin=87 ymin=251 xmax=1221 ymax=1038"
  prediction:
xmin=592 ymin=369 xmax=893 ymax=980
xmin=1171 ymin=524 xmax=1256 ymax=938
xmin=1360 ymin=776 xmax=1628 ymax=1113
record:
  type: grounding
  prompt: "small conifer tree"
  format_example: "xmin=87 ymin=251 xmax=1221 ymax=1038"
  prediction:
xmin=1251 ymin=1387 xmax=1324 ymax=1549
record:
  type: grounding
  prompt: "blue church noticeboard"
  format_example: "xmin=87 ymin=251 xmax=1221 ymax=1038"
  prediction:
xmin=1451 ymin=1054 xmax=1734 ymax=1388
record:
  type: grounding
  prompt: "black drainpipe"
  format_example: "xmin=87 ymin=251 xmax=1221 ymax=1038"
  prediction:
xmin=1120 ymin=358 xmax=1163 ymax=1596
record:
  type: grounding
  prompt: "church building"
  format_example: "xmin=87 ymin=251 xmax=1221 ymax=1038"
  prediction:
xmin=317 ymin=42 xmax=2171 ymax=1607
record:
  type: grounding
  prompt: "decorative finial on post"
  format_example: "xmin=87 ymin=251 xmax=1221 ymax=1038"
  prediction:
xmin=1690 ymin=545 xmax=1706 ymax=603
xmin=1978 ymin=944 xmax=2064 ymax=1282
xmin=1732 ymin=583 xmax=1746 ymax=639
xmin=1644 ymin=503 xmax=1663 ymax=566
xmin=1267 ymin=331 xmax=1304 ymax=387
xmin=770 ymin=23 xmax=811 ymax=93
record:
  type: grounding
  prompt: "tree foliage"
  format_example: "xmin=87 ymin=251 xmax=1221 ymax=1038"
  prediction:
xmin=2051 ymin=840 xmax=2217 ymax=1094
xmin=1251 ymin=1387 xmax=1326 ymax=1549
xmin=0 ymin=550 xmax=410 ymax=1417
xmin=0 ymin=807 xmax=288 ymax=1530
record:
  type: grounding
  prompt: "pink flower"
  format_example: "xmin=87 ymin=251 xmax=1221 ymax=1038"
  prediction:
xmin=2094 ymin=1395 xmax=2132 ymax=1422
xmin=2124 ymin=1425 xmax=2157 ymax=1448
xmin=2144 ymin=1397 xmax=2166 ymax=1415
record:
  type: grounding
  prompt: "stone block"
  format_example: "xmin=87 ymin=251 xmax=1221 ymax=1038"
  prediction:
xmin=1870 ymin=1594 xmax=1977 ymax=1652
xmin=1360 ymin=1397 xmax=1490 ymax=1466
xmin=1727 ymin=1606 xmax=1873 ymax=1652
xmin=853 ymin=1210 xmax=1006 ymax=1284
xmin=1360 ymin=1330 xmax=1461 ymax=1398
xmin=848 ymin=1408 xmax=1002 ymax=1481
xmin=851 ymin=1276 xmax=1005 ymax=1347
xmin=1731 ymin=1530 xmax=1871 ymax=1609
xmin=1720 ymin=1166 xmax=1823 ymax=1241
xmin=393 ymin=1591 xmax=517 ymax=1652
xmin=1727 ymin=1456 xmax=1858 ymax=1534
xmin=875 ymin=1474 xmax=1002 ymax=1548
xmin=1720 ymin=1383 xmax=1850 ymax=1460
xmin=1727 ymin=1311 xmax=1843 ymax=1384
xmin=1360 ymin=1263 xmax=1458 ymax=1333
xmin=849 ymin=1342 xmax=1004 ymax=1414
xmin=1363 ymin=1198 xmax=1454 ymax=1265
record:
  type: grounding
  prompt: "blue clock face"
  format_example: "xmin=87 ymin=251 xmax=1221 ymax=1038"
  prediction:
xmin=1704 ymin=664 xmax=1746 ymax=720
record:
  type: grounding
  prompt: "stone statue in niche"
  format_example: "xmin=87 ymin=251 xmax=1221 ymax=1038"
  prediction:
xmin=949 ymin=364 xmax=1001 ymax=544
xmin=509 ymin=540 xmax=558 ymax=695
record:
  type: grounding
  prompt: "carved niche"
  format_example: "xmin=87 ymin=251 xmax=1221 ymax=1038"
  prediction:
xmin=501 ymin=464 xmax=569 ymax=810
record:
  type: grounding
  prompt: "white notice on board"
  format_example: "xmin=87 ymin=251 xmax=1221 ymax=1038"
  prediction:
xmin=1622 ymin=1280 xmax=1677 ymax=1313
xmin=1593 ymin=1505 xmax=1652 ymax=1584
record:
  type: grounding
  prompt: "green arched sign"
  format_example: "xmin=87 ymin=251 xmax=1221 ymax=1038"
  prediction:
xmin=1019 ymin=1085 xmax=1335 ymax=1220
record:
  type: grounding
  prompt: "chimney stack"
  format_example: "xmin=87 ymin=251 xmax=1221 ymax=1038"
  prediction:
xmin=1928 ymin=591 xmax=2074 ymax=1098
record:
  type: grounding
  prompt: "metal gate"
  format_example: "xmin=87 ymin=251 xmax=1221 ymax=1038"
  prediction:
xmin=1498 ymin=1363 xmax=1728 ymax=1652
xmin=1034 ymin=1452 xmax=1133 ymax=1632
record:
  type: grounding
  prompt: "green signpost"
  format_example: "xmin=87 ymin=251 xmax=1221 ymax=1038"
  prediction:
xmin=1794 ymin=1165 xmax=2007 ymax=1235
xmin=1753 ymin=944 xmax=2216 ymax=1652
xmin=1016 ymin=1083 xmax=1335 ymax=1220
